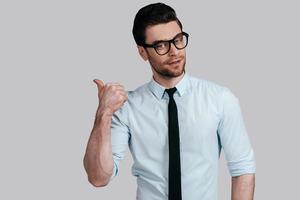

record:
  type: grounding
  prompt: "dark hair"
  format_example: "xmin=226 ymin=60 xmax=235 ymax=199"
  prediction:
xmin=132 ymin=3 xmax=183 ymax=46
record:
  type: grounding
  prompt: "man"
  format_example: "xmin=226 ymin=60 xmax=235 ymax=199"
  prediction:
xmin=84 ymin=3 xmax=256 ymax=200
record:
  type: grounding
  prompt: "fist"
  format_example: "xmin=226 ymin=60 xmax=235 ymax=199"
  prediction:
xmin=93 ymin=79 xmax=128 ymax=117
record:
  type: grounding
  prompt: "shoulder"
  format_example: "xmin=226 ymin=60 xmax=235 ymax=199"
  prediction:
xmin=124 ymin=82 xmax=153 ymax=107
xmin=187 ymin=74 xmax=240 ymax=109
xmin=113 ymin=82 xmax=149 ymax=119
xmin=188 ymin=74 xmax=228 ymax=96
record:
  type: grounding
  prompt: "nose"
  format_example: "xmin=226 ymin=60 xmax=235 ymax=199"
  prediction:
xmin=168 ymin=42 xmax=179 ymax=56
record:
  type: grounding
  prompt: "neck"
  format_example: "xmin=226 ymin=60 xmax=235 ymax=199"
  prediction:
xmin=152 ymin=72 xmax=185 ymax=89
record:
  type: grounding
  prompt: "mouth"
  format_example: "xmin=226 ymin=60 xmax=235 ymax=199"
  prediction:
xmin=167 ymin=59 xmax=182 ymax=66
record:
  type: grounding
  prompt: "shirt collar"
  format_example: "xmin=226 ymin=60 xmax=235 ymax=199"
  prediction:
xmin=148 ymin=71 xmax=190 ymax=100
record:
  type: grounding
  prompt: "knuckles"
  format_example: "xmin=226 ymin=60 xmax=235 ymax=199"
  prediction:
xmin=99 ymin=82 xmax=127 ymax=104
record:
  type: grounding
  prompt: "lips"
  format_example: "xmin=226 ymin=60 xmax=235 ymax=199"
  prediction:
xmin=168 ymin=59 xmax=181 ymax=65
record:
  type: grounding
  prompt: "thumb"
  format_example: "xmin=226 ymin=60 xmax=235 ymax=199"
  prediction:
xmin=93 ymin=79 xmax=105 ymax=92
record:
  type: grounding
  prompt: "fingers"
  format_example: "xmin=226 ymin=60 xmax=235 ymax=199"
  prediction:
xmin=93 ymin=79 xmax=128 ymax=101
xmin=106 ymin=82 xmax=125 ymax=90
xmin=94 ymin=81 xmax=126 ymax=93
xmin=117 ymin=90 xmax=129 ymax=101
xmin=93 ymin=80 xmax=125 ymax=90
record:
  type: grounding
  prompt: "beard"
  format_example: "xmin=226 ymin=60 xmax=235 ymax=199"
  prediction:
xmin=149 ymin=56 xmax=186 ymax=78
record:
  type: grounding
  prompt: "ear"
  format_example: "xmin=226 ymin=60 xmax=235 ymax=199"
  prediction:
xmin=137 ymin=46 xmax=148 ymax=61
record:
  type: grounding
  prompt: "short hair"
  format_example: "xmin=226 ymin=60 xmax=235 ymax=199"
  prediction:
xmin=132 ymin=3 xmax=183 ymax=46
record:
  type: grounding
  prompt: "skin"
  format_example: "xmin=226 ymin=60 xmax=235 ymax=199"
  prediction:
xmin=232 ymin=174 xmax=255 ymax=200
xmin=83 ymin=21 xmax=255 ymax=199
xmin=83 ymin=80 xmax=128 ymax=187
xmin=138 ymin=21 xmax=186 ymax=89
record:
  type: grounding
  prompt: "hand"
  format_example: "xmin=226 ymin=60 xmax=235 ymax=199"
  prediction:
xmin=93 ymin=79 xmax=128 ymax=118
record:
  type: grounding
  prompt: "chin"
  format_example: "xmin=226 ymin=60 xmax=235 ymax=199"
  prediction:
xmin=169 ymin=63 xmax=185 ymax=75
xmin=151 ymin=59 xmax=186 ymax=78
xmin=164 ymin=66 xmax=185 ymax=78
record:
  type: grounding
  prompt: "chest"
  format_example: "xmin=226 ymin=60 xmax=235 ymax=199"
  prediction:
xmin=128 ymin=95 xmax=221 ymax=156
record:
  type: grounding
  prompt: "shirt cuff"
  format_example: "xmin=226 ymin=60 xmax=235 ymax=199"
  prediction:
xmin=227 ymin=149 xmax=256 ymax=177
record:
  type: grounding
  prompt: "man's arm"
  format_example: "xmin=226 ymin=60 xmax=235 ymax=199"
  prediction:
xmin=83 ymin=110 xmax=114 ymax=187
xmin=231 ymin=174 xmax=255 ymax=200
xmin=217 ymin=88 xmax=256 ymax=197
xmin=83 ymin=79 xmax=128 ymax=187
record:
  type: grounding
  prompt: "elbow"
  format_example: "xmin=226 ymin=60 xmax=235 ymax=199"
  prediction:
xmin=83 ymin=156 xmax=113 ymax=187
xmin=88 ymin=176 xmax=110 ymax=187
xmin=83 ymin=162 xmax=111 ymax=187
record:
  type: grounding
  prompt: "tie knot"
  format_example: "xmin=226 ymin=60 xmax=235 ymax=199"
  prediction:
xmin=165 ymin=87 xmax=177 ymax=98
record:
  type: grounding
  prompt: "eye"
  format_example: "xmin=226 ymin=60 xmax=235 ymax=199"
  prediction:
xmin=174 ymin=35 xmax=183 ymax=43
xmin=155 ymin=42 xmax=168 ymax=50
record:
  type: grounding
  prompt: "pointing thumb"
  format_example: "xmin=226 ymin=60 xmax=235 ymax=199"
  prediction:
xmin=93 ymin=79 xmax=104 ymax=91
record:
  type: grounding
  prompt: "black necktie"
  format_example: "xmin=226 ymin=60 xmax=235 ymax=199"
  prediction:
xmin=165 ymin=87 xmax=182 ymax=200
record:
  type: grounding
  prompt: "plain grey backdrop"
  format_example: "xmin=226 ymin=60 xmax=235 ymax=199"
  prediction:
xmin=1 ymin=0 xmax=299 ymax=199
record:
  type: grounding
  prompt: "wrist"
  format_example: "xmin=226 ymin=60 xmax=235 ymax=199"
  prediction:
xmin=93 ymin=107 xmax=112 ymax=128
xmin=96 ymin=106 xmax=113 ymax=119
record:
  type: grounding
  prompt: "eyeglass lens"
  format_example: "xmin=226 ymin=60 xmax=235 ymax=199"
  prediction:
xmin=155 ymin=33 xmax=188 ymax=55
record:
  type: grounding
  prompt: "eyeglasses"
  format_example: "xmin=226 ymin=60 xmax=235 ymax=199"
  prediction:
xmin=142 ymin=32 xmax=189 ymax=55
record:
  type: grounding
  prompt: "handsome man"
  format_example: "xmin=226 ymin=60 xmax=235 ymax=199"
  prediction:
xmin=84 ymin=3 xmax=256 ymax=200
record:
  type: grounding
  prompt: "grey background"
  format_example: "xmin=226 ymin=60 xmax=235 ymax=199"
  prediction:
xmin=0 ymin=0 xmax=299 ymax=199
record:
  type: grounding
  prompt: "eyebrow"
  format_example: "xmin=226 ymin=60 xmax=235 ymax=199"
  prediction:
xmin=151 ymin=32 xmax=182 ymax=45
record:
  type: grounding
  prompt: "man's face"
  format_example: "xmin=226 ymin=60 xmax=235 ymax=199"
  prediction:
xmin=140 ymin=21 xmax=186 ymax=78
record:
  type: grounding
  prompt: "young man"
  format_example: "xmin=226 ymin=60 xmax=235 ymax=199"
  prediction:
xmin=84 ymin=3 xmax=256 ymax=200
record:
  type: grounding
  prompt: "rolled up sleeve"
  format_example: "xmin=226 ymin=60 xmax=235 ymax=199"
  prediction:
xmin=109 ymin=102 xmax=131 ymax=180
xmin=217 ymin=88 xmax=256 ymax=177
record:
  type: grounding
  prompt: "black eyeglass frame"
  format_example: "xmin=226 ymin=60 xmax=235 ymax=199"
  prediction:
xmin=142 ymin=32 xmax=189 ymax=55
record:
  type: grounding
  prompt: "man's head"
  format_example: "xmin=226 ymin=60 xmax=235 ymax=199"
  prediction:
xmin=132 ymin=3 xmax=188 ymax=79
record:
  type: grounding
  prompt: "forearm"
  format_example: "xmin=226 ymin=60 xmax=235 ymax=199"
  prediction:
xmin=83 ymin=113 xmax=114 ymax=187
xmin=231 ymin=174 xmax=255 ymax=200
